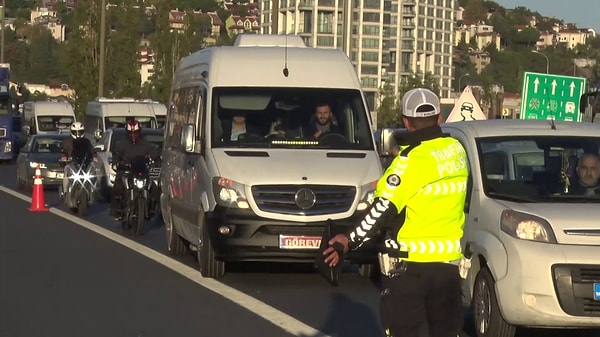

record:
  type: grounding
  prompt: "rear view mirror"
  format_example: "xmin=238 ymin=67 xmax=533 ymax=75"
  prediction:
xmin=180 ymin=124 xmax=197 ymax=153
xmin=379 ymin=128 xmax=398 ymax=157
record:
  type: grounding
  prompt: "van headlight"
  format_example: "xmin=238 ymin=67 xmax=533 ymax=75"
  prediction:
xmin=357 ymin=180 xmax=377 ymax=211
xmin=500 ymin=210 xmax=557 ymax=243
xmin=4 ymin=141 xmax=11 ymax=152
xmin=213 ymin=177 xmax=249 ymax=209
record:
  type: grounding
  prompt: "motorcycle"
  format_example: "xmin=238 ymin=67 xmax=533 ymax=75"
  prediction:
xmin=116 ymin=157 xmax=160 ymax=235
xmin=59 ymin=153 xmax=98 ymax=217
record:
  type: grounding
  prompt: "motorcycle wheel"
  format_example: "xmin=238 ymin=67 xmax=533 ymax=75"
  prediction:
xmin=133 ymin=198 xmax=146 ymax=236
xmin=77 ymin=191 xmax=88 ymax=217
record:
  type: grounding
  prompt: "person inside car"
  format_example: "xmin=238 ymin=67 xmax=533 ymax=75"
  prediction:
xmin=569 ymin=152 xmax=600 ymax=195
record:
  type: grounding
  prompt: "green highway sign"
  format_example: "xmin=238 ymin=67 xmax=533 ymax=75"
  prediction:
xmin=520 ymin=72 xmax=587 ymax=122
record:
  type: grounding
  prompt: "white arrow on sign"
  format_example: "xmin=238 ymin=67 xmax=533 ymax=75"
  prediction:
xmin=533 ymin=78 xmax=540 ymax=93
xmin=551 ymin=79 xmax=557 ymax=95
xmin=569 ymin=81 xmax=575 ymax=97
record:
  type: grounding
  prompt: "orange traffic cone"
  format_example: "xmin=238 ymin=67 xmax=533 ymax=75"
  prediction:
xmin=29 ymin=165 xmax=49 ymax=212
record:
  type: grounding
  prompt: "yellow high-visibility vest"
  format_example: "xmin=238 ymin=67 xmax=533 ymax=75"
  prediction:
xmin=374 ymin=136 xmax=468 ymax=262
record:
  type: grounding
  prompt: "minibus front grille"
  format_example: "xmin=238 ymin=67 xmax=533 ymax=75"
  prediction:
xmin=251 ymin=185 xmax=356 ymax=216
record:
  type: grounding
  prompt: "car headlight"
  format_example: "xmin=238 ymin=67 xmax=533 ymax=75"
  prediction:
xmin=30 ymin=161 xmax=47 ymax=169
xmin=4 ymin=141 xmax=11 ymax=152
xmin=212 ymin=177 xmax=249 ymax=209
xmin=501 ymin=209 xmax=557 ymax=243
xmin=357 ymin=180 xmax=377 ymax=211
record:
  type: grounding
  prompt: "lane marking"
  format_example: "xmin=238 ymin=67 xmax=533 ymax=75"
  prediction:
xmin=0 ymin=185 xmax=331 ymax=337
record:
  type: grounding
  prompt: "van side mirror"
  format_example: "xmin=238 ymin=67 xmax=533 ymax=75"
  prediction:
xmin=94 ymin=129 xmax=102 ymax=142
xmin=379 ymin=128 xmax=397 ymax=157
xmin=94 ymin=144 xmax=105 ymax=152
xmin=180 ymin=124 xmax=197 ymax=153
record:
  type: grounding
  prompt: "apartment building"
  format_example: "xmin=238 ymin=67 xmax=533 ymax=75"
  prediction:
xmin=454 ymin=23 xmax=501 ymax=51
xmin=259 ymin=0 xmax=456 ymax=110
xmin=30 ymin=7 xmax=66 ymax=42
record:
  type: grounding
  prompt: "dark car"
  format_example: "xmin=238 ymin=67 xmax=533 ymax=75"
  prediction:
xmin=16 ymin=133 xmax=70 ymax=189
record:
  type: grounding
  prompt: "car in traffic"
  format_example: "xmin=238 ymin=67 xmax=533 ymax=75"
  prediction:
xmin=93 ymin=128 xmax=164 ymax=200
xmin=16 ymin=133 xmax=70 ymax=189
xmin=379 ymin=119 xmax=600 ymax=337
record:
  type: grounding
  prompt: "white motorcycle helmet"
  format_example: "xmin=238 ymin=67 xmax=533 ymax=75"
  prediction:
xmin=70 ymin=122 xmax=85 ymax=139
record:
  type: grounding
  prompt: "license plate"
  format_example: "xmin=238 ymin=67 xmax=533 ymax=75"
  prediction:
xmin=594 ymin=283 xmax=600 ymax=301
xmin=47 ymin=171 xmax=56 ymax=178
xmin=56 ymin=173 xmax=64 ymax=179
xmin=279 ymin=235 xmax=321 ymax=249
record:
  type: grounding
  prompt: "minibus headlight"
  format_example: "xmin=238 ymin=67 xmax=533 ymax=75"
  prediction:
xmin=213 ymin=177 xmax=249 ymax=209
xmin=357 ymin=180 xmax=378 ymax=211
xmin=500 ymin=210 xmax=557 ymax=243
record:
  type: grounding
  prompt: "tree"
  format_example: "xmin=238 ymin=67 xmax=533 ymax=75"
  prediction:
xmin=463 ymin=0 xmax=487 ymax=24
xmin=104 ymin=1 xmax=143 ymax=98
xmin=376 ymin=82 xmax=401 ymax=128
xmin=59 ymin=0 xmax=101 ymax=117
xmin=27 ymin=25 xmax=64 ymax=84
xmin=513 ymin=27 xmax=540 ymax=48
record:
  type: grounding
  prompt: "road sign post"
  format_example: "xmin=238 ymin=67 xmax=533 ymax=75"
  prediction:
xmin=520 ymin=72 xmax=587 ymax=121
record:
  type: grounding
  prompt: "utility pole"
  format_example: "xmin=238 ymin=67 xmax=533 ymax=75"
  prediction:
xmin=98 ymin=0 xmax=106 ymax=97
xmin=1 ymin=0 xmax=5 ymax=63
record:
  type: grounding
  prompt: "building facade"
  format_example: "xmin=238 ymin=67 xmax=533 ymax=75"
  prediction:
xmin=259 ymin=0 xmax=456 ymax=111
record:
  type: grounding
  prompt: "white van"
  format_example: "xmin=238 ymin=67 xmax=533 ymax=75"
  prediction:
xmin=84 ymin=97 xmax=161 ymax=141
xmin=380 ymin=119 xmax=600 ymax=337
xmin=160 ymin=34 xmax=381 ymax=278
xmin=22 ymin=101 xmax=76 ymax=136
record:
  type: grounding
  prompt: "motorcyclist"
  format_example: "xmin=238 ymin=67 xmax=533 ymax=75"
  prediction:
xmin=60 ymin=122 xmax=96 ymax=198
xmin=110 ymin=120 xmax=161 ymax=220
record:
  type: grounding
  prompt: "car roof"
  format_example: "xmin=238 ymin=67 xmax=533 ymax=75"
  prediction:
xmin=31 ymin=133 xmax=70 ymax=139
xmin=441 ymin=119 xmax=600 ymax=138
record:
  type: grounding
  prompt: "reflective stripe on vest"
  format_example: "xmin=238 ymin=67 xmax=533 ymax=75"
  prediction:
xmin=398 ymin=238 xmax=463 ymax=262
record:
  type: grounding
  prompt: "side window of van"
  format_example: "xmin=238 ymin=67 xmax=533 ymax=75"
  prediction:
xmin=167 ymin=87 xmax=200 ymax=148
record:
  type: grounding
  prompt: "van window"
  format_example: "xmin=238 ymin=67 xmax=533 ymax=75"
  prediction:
xmin=211 ymin=87 xmax=373 ymax=150
xmin=37 ymin=116 xmax=74 ymax=132
xmin=105 ymin=116 xmax=155 ymax=129
xmin=478 ymin=136 xmax=600 ymax=201
xmin=166 ymin=87 xmax=200 ymax=148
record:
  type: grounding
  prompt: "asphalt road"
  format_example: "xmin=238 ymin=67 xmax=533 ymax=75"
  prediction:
xmin=0 ymin=161 xmax=597 ymax=337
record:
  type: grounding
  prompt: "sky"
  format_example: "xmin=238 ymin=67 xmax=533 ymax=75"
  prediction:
xmin=493 ymin=0 xmax=600 ymax=33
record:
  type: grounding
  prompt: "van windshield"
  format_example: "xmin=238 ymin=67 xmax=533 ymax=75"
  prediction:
xmin=211 ymin=87 xmax=373 ymax=150
xmin=478 ymin=136 xmax=600 ymax=202
xmin=37 ymin=116 xmax=74 ymax=132
xmin=105 ymin=116 xmax=156 ymax=129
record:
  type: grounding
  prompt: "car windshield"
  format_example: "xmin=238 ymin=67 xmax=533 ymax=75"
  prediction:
xmin=37 ymin=116 xmax=74 ymax=132
xmin=105 ymin=116 xmax=156 ymax=129
xmin=32 ymin=136 xmax=65 ymax=153
xmin=211 ymin=87 xmax=373 ymax=150
xmin=478 ymin=136 xmax=600 ymax=203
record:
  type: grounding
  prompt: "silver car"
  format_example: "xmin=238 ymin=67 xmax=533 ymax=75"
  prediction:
xmin=93 ymin=128 xmax=163 ymax=200
xmin=16 ymin=134 xmax=69 ymax=189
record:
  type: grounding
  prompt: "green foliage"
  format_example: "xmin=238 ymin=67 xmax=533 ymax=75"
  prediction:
xmin=377 ymin=73 xmax=440 ymax=128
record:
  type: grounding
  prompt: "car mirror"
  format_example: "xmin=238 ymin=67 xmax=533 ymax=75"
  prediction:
xmin=93 ymin=129 xmax=103 ymax=142
xmin=180 ymin=123 xmax=200 ymax=154
xmin=379 ymin=128 xmax=397 ymax=157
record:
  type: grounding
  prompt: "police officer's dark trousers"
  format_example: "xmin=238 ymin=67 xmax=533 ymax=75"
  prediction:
xmin=380 ymin=261 xmax=464 ymax=337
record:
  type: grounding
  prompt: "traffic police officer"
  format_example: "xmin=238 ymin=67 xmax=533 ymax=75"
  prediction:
xmin=324 ymin=88 xmax=469 ymax=337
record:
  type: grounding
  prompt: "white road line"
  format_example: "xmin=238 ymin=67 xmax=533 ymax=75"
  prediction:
xmin=0 ymin=185 xmax=331 ymax=337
